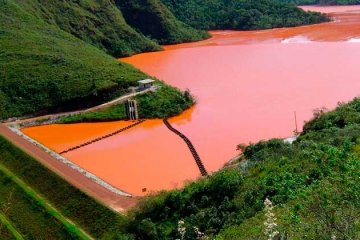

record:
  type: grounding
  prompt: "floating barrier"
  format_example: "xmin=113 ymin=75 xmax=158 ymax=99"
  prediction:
xmin=163 ymin=119 xmax=208 ymax=176
xmin=59 ymin=120 xmax=146 ymax=154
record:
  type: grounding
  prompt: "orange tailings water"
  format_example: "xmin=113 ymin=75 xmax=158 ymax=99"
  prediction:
xmin=24 ymin=6 xmax=360 ymax=196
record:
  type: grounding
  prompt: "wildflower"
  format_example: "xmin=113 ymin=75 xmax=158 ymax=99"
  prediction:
xmin=193 ymin=226 xmax=209 ymax=240
xmin=177 ymin=220 xmax=186 ymax=240
xmin=264 ymin=198 xmax=279 ymax=240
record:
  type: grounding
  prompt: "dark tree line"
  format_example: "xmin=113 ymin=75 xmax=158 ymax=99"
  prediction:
xmin=161 ymin=0 xmax=329 ymax=30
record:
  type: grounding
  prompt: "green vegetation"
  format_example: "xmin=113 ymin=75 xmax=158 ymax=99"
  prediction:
xmin=114 ymin=97 xmax=360 ymax=239
xmin=0 ymin=213 xmax=24 ymax=240
xmin=2 ymin=0 xmax=358 ymax=238
xmin=13 ymin=0 xmax=161 ymax=57
xmin=161 ymin=0 xmax=329 ymax=30
xmin=10 ymin=0 xmax=208 ymax=56
xmin=136 ymin=86 xmax=194 ymax=118
xmin=116 ymin=0 xmax=209 ymax=44
xmin=279 ymin=0 xmax=360 ymax=5
xmin=0 ymin=136 xmax=133 ymax=239
xmin=8 ymin=0 xmax=206 ymax=57
xmin=0 ymin=167 xmax=84 ymax=239
xmin=0 ymin=0 xmax=200 ymax=120
xmin=60 ymin=105 xmax=127 ymax=124
xmin=0 ymin=164 xmax=92 ymax=239
xmin=59 ymin=86 xmax=194 ymax=123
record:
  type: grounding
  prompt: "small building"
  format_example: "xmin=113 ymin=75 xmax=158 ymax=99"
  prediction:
xmin=138 ymin=79 xmax=155 ymax=90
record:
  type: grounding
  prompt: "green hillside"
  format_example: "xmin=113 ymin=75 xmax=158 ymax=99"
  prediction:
xmin=0 ymin=135 xmax=134 ymax=239
xmin=0 ymin=0 xmax=197 ymax=119
xmin=121 ymin=97 xmax=360 ymax=239
xmin=13 ymin=0 xmax=160 ymax=57
xmin=13 ymin=0 xmax=207 ymax=57
xmin=116 ymin=0 xmax=209 ymax=44
xmin=161 ymin=0 xmax=329 ymax=30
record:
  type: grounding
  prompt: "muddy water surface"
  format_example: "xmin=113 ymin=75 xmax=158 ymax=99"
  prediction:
xmin=24 ymin=6 xmax=360 ymax=196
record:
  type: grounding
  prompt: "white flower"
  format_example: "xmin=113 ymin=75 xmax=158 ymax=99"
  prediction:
xmin=193 ymin=226 xmax=209 ymax=240
xmin=177 ymin=220 xmax=186 ymax=240
xmin=264 ymin=198 xmax=279 ymax=240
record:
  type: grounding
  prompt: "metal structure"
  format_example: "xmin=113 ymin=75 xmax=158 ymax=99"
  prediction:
xmin=125 ymin=99 xmax=139 ymax=120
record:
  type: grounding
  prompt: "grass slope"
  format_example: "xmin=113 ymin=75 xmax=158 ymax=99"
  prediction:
xmin=0 ymin=164 xmax=92 ymax=239
xmin=0 ymin=136 xmax=133 ymax=239
xmin=0 ymin=214 xmax=24 ymax=240
xmin=13 ymin=0 xmax=160 ymax=57
xmin=0 ymin=169 xmax=82 ymax=239
xmin=120 ymin=97 xmax=360 ymax=239
xmin=161 ymin=0 xmax=329 ymax=30
xmin=0 ymin=0 xmax=147 ymax=119
xmin=116 ymin=0 xmax=209 ymax=44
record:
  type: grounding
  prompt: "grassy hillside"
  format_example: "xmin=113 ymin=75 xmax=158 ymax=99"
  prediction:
xmin=59 ymin=85 xmax=194 ymax=123
xmin=0 ymin=0 xmax=194 ymax=120
xmin=0 ymin=166 xmax=88 ymax=239
xmin=116 ymin=0 xmax=209 ymax=44
xmin=14 ymin=0 xmax=161 ymax=57
xmin=0 ymin=136 xmax=134 ymax=239
xmin=119 ymin=97 xmax=360 ymax=239
xmin=13 ymin=0 xmax=197 ymax=57
xmin=161 ymin=0 xmax=329 ymax=30
xmin=15 ymin=0 xmax=208 ymax=56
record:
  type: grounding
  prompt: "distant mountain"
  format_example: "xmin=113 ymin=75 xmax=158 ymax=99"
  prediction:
xmin=161 ymin=0 xmax=329 ymax=30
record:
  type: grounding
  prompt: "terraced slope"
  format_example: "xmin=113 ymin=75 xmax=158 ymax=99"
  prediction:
xmin=0 ymin=0 xmax=148 ymax=119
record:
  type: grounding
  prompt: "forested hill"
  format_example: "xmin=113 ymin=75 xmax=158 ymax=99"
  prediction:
xmin=116 ymin=0 xmax=209 ymax=45
xmin=0 ymin=0 xmax=204 ymax=119
xmin=279 ymin=0 xmax=360 ymax=5
xmin=11 ymin=0 xmax=206 ymax=57
xmin=161 ymin=0 xmax=329 ymax=30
